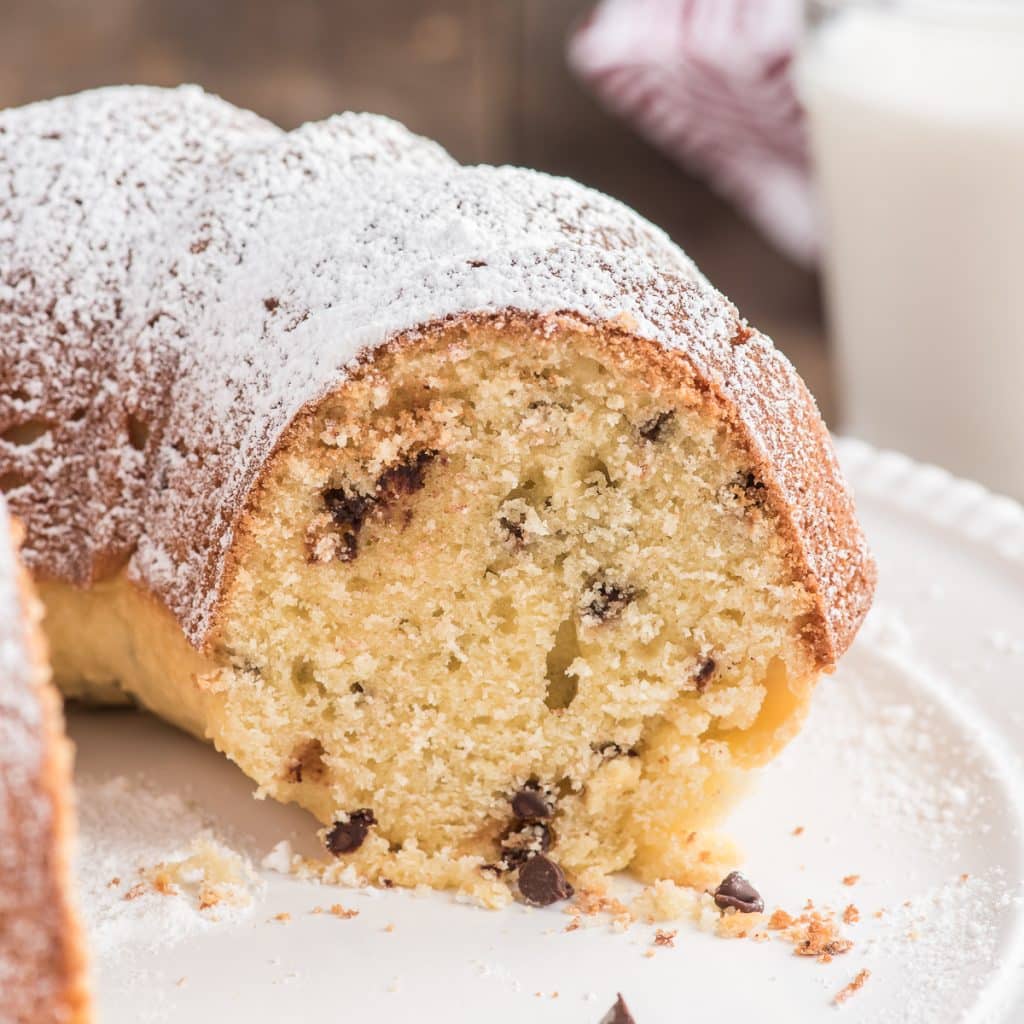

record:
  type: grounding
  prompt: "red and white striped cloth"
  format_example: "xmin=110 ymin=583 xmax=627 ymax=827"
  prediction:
xmin=569 ymin=0 xmax=816 ymax=266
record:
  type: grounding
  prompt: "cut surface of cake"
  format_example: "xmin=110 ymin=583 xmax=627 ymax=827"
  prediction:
xmin=0 ymin=86 xmax=875 ymax=908
xmin=0 ymin=496 xmax=91 ymax=1023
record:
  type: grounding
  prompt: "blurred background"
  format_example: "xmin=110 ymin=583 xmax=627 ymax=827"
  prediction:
xmin=0 ymin=0 xmax=829 ymax=413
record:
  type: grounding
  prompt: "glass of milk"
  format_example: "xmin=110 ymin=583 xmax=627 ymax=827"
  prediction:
xmin=798 ymin=0 xmax=1024 ymax=500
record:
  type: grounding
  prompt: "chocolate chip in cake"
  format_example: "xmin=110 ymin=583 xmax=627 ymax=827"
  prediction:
xmin=375 ymin=448 xmax=437 ymax=504
xmin=326 ymin=809 xmax=377 ymax=855
xmin=517 ymin=853 xmax=574 ymax=907
xmin=739 ymin=471 xmax=767 ymax=507
xmin=263 ymin=296 xmax=280 ymax=312
xmin=322 ymin=485 xmax=373 ymax=560
xmin=717 ymin=471 xmax=767 ymax=512
xmin=499 ymin=515 xmax=525 ymax=543
xmin=638 ymin=410 xmax=674 ymax=443
xmin=285 ymin=738 xmax=326 ymax=784
xmin=592 ymin=741 xmax=638 ymax=760
xmin=694 ymin=657 xmax=716 ymax=694
xmin=600 ymin=994 xmax=637 ymax=1024
xmin=319 ymin=450 xmax=437 ymax=562
xmin=713 ymin=871 xmax=764 ymax=913
xmin=500 ymin=821 xmax=553 ymax=868
xmin=580 ymin=578 xmax=637 ymax=625
xmin=511 ymin=783 xmax=553 ymax=821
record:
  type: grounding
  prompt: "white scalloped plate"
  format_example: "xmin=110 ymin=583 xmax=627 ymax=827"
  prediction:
xmin=68 ymin=439 xmax=1024 ymax=1023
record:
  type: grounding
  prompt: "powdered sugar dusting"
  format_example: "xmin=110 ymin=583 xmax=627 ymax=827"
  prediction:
xmin=750 ymin=604 xmax=1024 ymax=1020
xmin=0 ymin=496 xmax=54 ymax=1000
xmin=0 ymin=85 xmax=872 ymax=660
xmin=75 ymin=774 xmax=259 ymax=961
xmin=0 ymin=496 xmax=36 ymax=747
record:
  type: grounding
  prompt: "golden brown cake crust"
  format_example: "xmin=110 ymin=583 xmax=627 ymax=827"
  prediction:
xmin=0 ymin=86 xmax=873 ymax=674
xmin=0 ymin=503 xmax=91 ymax=1024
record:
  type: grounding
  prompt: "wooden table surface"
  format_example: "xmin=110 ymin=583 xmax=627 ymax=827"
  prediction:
xmin=1 ymin=0 xmax=833 ymax=420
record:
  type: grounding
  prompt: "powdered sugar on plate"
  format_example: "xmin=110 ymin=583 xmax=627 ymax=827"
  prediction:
xmin=75 ymin=774 xmax=261 ymax=961
xmin=731 ymin=603 xmax=1024 ymax=1020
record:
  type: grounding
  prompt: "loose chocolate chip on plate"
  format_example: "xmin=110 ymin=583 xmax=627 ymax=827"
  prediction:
xmin=713 ymin=871 xmax=764 ymax=913
xmin=326 ymin=809 xmax=377 ymax=855
xmin=600 ymin=994 xmax=637 ymax=1024
xmin=517 ymin=854 xmax=574 ymax=907
xmin=511 ymin=783 xmax=553 ymax=820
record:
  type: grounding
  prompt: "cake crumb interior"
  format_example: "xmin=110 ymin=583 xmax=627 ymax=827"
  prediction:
xmin=42 ymin=323 xmax=818 ymax=901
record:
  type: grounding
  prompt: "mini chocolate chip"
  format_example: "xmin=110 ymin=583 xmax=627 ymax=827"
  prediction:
xmin=581 ymin=578 xmax=637 ymax=624
xmin=638 ymin=410 xmax=674 ymax=442
xmin=511 ymin=784 xmax=552 ymax=820
xmin=713 ymin=871 xmax=764 ymax=913
xmin=499 ymin=515 xmax=525 ymax=543
xmin=694 ymin=657 xmax=716 ymax=693
xmin=322 ymin=486 xmax=373 ymax=560
xmin=517 ymin=854 xmax=573 ymax=907
xmin=320 ymin=450 xmax=437 ymax=562
xmin=263 ymin=296 xmax=280 ymax=312
xmin=376 ymin=449 xmax=437 ymax=503
xmin=500 ymin=822 xmax=553 ymax=868
xmin=325 ymin=809 xmax=376 ymax=855
xmin=600 ymin=994 xmax=637 ymax=1024
xmin=592 ymin=741 xmax=637 ymax=760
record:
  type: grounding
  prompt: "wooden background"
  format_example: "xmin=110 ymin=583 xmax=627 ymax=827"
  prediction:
xmin=1 ymin=0 xmax=833 ymax=419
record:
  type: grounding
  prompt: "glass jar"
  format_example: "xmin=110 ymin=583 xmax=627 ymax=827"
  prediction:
xmin=797 ymin=0 xmax=1024 ymax=499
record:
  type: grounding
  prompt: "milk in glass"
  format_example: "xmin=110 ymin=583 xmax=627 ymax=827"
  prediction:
xmin=799 ymin=2 xmax=1024 ymax=499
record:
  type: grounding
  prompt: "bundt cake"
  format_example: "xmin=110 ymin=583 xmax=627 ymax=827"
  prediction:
xmin=0 ymin=496 xmax=90 ymax=1023
xmin=0 ymin=86 xmax=875 ymax=909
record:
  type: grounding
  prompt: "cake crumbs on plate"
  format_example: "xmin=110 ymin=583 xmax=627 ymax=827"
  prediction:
xmin=792 ymin=825 xmax=805 ymax=836
xmin=834 ymin=968 xmax=870 ymax=1005
xmin=569 ymin=879 xmax=635 ymax=930
xmin=842 ymin=904 xmax=860 ymax=925
xmin=653 ymin=928 xmax=677 ymax=947
xmin=792 ymin=916 xmax=853 ymax=961
xmin=140 ymin=837 xmax=257 ymax=911
xmin=272 ymin=912 xmax=291 ymax=923
xmin=842 ymin=874 xmax=860 ymax=886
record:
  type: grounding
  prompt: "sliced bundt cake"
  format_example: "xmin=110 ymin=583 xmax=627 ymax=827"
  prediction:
xmin=0 ymin=497 xmax=90 ymax=1023
xmin=0 ymin=86 xmax=875 ymax=907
